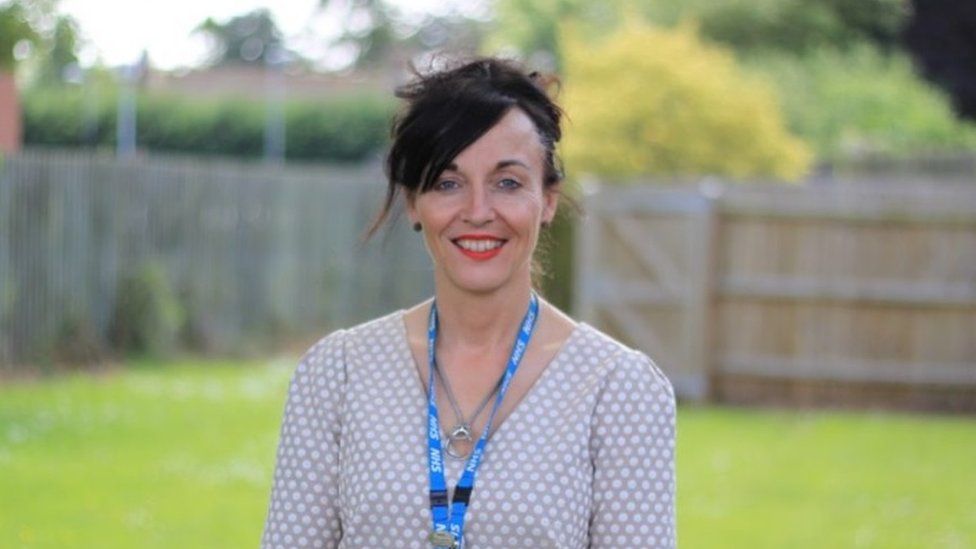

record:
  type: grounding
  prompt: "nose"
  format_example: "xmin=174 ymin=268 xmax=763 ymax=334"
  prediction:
xmin=461 ymin=184 xmax=495 ymax=226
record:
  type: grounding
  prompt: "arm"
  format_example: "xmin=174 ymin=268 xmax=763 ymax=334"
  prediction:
xmin=261 ymin=330 xmax=347 ymax=549
xmin=589 ymin=350 xmax=677 ymax=548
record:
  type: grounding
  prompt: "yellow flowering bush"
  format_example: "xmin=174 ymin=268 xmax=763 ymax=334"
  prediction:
xmin=560 ymin=19 xmax=812 ymax=181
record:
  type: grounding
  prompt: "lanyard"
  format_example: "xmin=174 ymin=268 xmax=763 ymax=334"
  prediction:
xmin=425 ymin=292 xmax=539 ymax=549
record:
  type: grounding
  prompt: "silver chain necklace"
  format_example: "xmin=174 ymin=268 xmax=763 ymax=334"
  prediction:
xmin=433 ymin=359 xmax=505 ymax=460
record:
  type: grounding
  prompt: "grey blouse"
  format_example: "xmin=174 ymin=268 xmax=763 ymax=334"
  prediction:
xmin=261 ymin=309 xmax=677 ymax=548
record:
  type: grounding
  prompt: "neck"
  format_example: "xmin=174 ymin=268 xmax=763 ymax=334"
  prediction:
xmin=432 ymin=276 xmax=534 ymax=357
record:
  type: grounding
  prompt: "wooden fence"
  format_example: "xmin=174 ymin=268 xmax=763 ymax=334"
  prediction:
xmin=5 ymin=149 xmax=975 ymax=411
xmin=576 ymin=178 xmax=976 ymax=412
xmin=0 ymin=149 xmax=433 ymax=370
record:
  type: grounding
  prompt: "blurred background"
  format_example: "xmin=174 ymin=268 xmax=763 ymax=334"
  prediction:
xmin=0 ymin=0 xmax=974 ymax=547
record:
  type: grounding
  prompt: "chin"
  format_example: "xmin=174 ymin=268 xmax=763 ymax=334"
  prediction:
xmin=439 ymin=266 xmax=522 ymax=296
xmin=447 ymin=275 xmax=510 ymax=295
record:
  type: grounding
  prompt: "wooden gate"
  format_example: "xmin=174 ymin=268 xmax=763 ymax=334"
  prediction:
xmin=574 ymin=181 xmax=717 ymax=400
xmin=575 ymin=178 xmax=976 ymax=412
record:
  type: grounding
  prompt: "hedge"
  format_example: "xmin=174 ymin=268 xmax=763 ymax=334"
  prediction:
xmin=23 ymin=88 xmax=396 ymax=162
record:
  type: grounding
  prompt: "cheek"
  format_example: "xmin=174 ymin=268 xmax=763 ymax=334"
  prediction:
xmin=496 ymin=192 xmax=545 ymax=224
xmin=509 ymin=195 xmax=546 ymax=231
xmin=413 ymin=197 xmax=449 ymax=226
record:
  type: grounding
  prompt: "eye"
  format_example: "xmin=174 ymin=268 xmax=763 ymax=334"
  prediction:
xmin=498 ymin=178 xmax=522 ymax=190
xmin=432 ymin=179 xmax=459 ymax=192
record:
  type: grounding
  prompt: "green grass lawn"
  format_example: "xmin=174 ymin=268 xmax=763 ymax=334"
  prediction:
xmin=1 ymin=359 xmax=973 ymax=548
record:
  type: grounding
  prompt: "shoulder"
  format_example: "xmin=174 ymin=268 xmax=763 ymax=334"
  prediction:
xmin=297 ymin=309 xmax=405 ymax=367
xmin=575 ymin=323 xmax=675 ymax=401
xmin=580 ymin=325 xmax=677 ymax=455
xmin=289 ymin=310 xmax=406 ymax=399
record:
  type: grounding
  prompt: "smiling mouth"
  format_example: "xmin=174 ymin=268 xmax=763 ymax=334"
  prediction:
xmin=453 ymin=238 xmax=506 ymax=252
xmin=451 ymin=237 xmax=508 ymax=260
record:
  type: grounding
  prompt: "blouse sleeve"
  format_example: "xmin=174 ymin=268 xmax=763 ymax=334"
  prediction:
xmin=261 ymin=329 xmax=347 ymax=549
xmin=589 ymin=349 xmax=677 ymax=548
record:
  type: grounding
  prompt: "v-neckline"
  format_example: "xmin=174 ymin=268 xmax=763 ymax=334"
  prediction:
xmin=396 ymin=309 xmax=586 ymax=447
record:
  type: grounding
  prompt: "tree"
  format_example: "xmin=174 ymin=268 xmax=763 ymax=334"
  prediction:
xmin=560 ymin=20 xmax=812 ymax=181
xmin=35 ymin=14 xmax=80 ymax=85
xmin=696 ymin=0 xmax=910 ymax=56
xmin=0 ymin=0 xmax=36 ymax=70
xmin=489 ymin=0 xmax=911 ymax=67
xmin=318 ymin=0 xmax=486 ymax=70
xmin=487 ymin=0 xmax=622 ymax=70
xmin=0 ymin=0 xmax=39 ymax=153
xmin=320 ymin=0 xmax=397 ymax=69
xmin=194 ymin=9 xmax=287 ymax=66
xmin=2 ymin=0 xmax=83 ymax=86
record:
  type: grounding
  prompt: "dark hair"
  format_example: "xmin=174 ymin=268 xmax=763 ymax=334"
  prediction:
xmin=364 ymin=56 xmax=565 ymax=239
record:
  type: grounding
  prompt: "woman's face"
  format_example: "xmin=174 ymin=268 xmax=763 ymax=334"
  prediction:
xmin=407 ymin=107 xmax=559 ymax=296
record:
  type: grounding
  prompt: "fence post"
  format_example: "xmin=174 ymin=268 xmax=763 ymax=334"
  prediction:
xmin=696 ymin=178 xmax=725 ymax=403
xmin=573 ymin=177 xmax=602 ymax=325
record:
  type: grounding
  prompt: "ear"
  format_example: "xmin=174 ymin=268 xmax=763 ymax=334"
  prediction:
xmin=405 ymin=190 xmax=419 ymax=225
xmin=542 ymin=184 xmax=560 ymax=224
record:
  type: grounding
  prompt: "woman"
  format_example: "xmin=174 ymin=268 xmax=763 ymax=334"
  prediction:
xmin=261 ymin=57 xmax=676 ymax=548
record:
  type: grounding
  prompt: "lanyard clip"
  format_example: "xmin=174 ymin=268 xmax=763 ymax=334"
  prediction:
xmin=428 ymin=530 xmax=459 ymax=548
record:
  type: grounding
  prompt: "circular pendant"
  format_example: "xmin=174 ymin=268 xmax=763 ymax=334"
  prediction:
xmin=428 ymin=530 xmax=458 ymax=548
xmin=445 ymin=424 xmax=474 ymax=460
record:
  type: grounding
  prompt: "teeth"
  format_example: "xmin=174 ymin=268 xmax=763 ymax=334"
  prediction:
xmin=456 ymin=239 xmax=504 ymax=252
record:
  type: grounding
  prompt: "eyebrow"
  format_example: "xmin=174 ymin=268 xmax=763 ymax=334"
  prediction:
xmin=444 ymin=159 xmax=530 ymax=172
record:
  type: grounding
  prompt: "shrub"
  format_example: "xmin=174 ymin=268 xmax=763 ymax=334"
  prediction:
xmin=742 ymin=45 xmax=976 ymax=161
xmin=23 ymin=88 xmax=395 ymax=162
xmin=52 ymin=312 xmax=104 ymax=364
xmin=22 ymin=87 xmax=116 ymax=147
xmin=559 ymin=19 xmax=812 ymax=181
xmin=108 ymin=261 xmax=184 ymax=357
xmin=284 ymin=95 xmax=392 ymax=162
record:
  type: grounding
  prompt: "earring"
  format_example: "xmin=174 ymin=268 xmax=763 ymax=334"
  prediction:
xmin=541 ymin=220 xmax=551 ymax=229
xmin=413 ymin=222 xmax=422 ymax=232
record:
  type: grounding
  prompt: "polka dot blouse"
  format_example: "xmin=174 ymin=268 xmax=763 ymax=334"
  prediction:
xmin=261 ymin=310 xmax=677 ymax=548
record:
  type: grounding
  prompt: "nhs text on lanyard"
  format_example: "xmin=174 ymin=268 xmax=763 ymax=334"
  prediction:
xmin=425 ymin=293 xmax=539 ymax=549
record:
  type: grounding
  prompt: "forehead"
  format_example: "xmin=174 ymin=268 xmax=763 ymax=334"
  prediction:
xmin=450 ymin=108 xmax=544 ymax=170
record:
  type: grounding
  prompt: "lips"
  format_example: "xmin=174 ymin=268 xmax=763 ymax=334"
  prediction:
xmin=451 ymin=235 xmax=508 ymax=261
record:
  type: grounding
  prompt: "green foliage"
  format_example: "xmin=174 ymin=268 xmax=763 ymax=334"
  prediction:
xmin=284 ymin=95 xmax=392 ymax=161
xmin=0 ymin=1 xmax=82 ymax=81
xmin=744 ymin=45 xmax=976 ymax=160
xmin=51 ymin=310 xmax=104 ymax=365
xmin=32 ymin=14 xmax=80 ymax=85
xmin=317 ymin=1 xmax=488 ymax=71
xmin=486 ymin=0 xmax=621 ymax=68
xmin=319 ymin=0 xmax=398 ymax=69
xmin=22 ymin=86 xmax=115 ymax=146
xmin=560 ymin=20 xmax=812 ymax=181
xmin=194 ymin=9 xmax=287 ymax=67
xmin=140 ymin=95 xmax=265 ymax=157
xmin=695 ymin=0 xmax=909 ymax=55
xmin=22 ymin=88 xmax=395 ymax=161
xmin=536 ymin=204 xmax=576 ymax=313
xmin=490 ymin=0 xmax=968 ymax=163
xmin=108 ymin=261 xmax=184 ymax=358
xmin=0 ymin=1 xmax=36 ymax=70
xmin=490 ymin=0 xmax=910 ymax=61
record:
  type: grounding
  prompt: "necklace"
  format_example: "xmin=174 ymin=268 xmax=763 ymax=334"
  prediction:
xmin=425 ymin=292 xmax=539 ymax=549
xmin=433 ymin=360 xmax=505 ymax=460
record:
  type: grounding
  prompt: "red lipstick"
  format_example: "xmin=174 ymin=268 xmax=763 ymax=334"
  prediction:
xmin=452 ymin=235 xmax=507 ymax=261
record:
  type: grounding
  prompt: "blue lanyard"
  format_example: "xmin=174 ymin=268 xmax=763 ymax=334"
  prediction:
xmin=425 ymin=292 xmax=539 ymax=549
